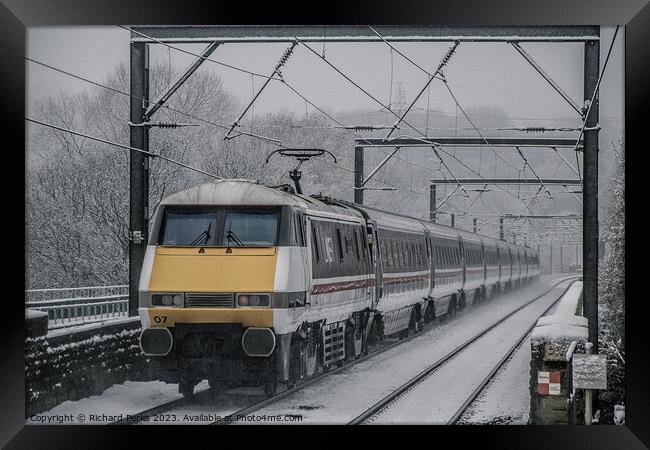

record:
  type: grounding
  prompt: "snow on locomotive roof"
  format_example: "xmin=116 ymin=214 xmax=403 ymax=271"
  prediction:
xmin=160 ymin=179 xmax=364 ymax=219
xmin=160 ymin=179 xmax=304 ymax=206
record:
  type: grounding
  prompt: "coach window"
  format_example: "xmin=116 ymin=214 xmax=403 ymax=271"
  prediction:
xmin=294 ymin=213 xmax=305 ymax=246
xmin=345 ymin=233 xmax=354 ymax=256
xmin=311 ymin=224 xmax=320 ymax=263
xmin=336 ymin=228 xmax=344 ymax=261
xmin=383 ymin=241 xmax=391 ymax=269
xmin=404 ymin=242 xmax=409 ymax=269
xmin=353 ymin=229 xmax=361 ymax=261
xmin=410 ymin=243 xmax=416 ymax=268
xmin=414 ymin=243 xmax=419 ymax=268
xmin=410 ymin=243 xmax=415 ymax=268
xmin=394 ymin=241 xmax=402 ymax=269
xmin=383 ymin=241 xmax=389 ymax=269
xmin=402 ymin=242 xmax=408 ymax=269
xmin=393 ymin=241 xmax=402 ymax=269
xmin=405 ymin=243 xmax=411 ymax=268
xmin=403 ymin=242 xmax=408 ymax=269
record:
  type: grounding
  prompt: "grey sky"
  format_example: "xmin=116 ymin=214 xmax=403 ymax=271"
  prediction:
xmin=26 ymin=26 xmax=624 ymax=128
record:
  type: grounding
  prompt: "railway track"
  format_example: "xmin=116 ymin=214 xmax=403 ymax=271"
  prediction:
xmin=110 ymin=275 xmax=576 ymax=425
xmin=349 ymin=277 xmax=579 ymax=425
xmin=216 ymin=275 xmax=577 ymax=425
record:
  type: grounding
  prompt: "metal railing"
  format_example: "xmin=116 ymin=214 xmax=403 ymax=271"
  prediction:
xmin=25 ymin=285 xmax=129 ymax=328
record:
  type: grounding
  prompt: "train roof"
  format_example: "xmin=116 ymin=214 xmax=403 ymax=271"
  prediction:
xmin=161 ymin=180 xmax=534 ymax=252
xmin=160 ymin=179 xmax=365 ymax=220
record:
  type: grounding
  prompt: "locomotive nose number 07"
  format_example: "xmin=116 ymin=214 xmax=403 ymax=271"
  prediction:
xmin=153 ymin=315 xmax=168 ymax=324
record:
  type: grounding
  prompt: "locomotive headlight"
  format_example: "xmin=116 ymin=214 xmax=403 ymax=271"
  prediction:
xmin=152 ymin=293 xmax=183 ymax=307
xmin=237 ymin=294 xmax=270 ymax=307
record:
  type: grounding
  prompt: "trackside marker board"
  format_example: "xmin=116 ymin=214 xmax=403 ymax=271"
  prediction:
xmin=572 ymin=354 xmax=607 ymax=390
xmin=538 ymin=371 xmax=561 ymax=395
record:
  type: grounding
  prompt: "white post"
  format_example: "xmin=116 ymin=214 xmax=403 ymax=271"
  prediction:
xmin=584 ymin=341 xmax=593 ymax=425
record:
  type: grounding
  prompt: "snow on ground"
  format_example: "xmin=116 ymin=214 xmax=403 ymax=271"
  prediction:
xmin=458 ymin=335 xmax=532 ymax=424
xmin=235 ymin=276 xmax=577 ymax=424
xmin=366 ymin=283 xmax=568 ymax=424
xmin=550 ymin=281 xmax=582 ymax=317
xmin=27 ymin=380 xmax=208 ymax=425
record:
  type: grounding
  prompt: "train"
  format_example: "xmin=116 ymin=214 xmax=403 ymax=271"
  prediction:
xmin=138 ymin=179 xmax=540 ymax=397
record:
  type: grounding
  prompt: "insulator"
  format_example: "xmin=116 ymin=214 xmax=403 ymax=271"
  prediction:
xmin=274 ymin=43 xmax=296 ymax=72
xmin=148 ymin=122 xmax=197 ymax=129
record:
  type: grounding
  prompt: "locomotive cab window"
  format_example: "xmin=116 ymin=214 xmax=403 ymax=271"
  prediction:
xmin=159 ymin=207 xmax=280 ymax=247
xmin=162 ymin=211 xmax=218 ymax=246
xmin=222 ymin=211 xmax=279 ymax=246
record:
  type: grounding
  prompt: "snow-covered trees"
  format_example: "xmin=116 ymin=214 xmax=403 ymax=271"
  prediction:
xmin=597 ymin=141 xmax=625 ymax=424
xmin=26 ymin=61 xmax=237 ymax=288
xmin=599 ymin=141 xmax=625 ymax=347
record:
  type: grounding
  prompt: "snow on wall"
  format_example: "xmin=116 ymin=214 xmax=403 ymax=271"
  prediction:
xmin=531 ymin=281 xmax=587 ymax=342
xmin=25 ymin=319 xmax=151 ymax=416
xmin=551 ymin=282 xmax=583 ymax=317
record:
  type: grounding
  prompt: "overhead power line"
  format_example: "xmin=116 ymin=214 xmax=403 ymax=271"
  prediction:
xmin=26 ymin=57 xmax=282 ymax=145
xmin=26 ymin=118 xmax=221 ymax=179
xmin=27 ymin=56 xmax=431 ymax=201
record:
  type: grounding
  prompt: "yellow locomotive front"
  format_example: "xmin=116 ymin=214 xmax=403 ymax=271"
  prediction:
xmin=138 ymin=180 xmax=309 ymax=396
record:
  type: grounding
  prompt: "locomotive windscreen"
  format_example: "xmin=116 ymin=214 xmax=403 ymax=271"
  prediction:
xmin=222 ymin=211 xmax=278 ymax=246
xmin=159 ymin=208 xmax=279 ymax=247
xmin=162 ymin=211 xmax=218 ymax=246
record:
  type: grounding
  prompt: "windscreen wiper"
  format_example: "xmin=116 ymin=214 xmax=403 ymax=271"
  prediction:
xmin=189 ymin=222 xmax=212 ymax=246
xmin=226 ymin=226 xmax=245 ymax=247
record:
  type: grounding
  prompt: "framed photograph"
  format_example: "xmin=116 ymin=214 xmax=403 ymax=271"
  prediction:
xmin=3 ymin=0 xmax=647 ymax=447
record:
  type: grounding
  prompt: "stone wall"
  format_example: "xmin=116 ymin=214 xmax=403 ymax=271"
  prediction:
xmin=25 ymin=319 xmax=152 ymax=417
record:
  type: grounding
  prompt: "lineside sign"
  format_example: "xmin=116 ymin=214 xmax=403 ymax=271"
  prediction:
xmin=572 ymin=353 xmax=607 ymax=390
xmin=537 ymin=371 xmax=561 ymax=395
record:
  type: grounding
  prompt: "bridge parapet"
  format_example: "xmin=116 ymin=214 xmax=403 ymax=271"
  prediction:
xmin=25 ymin=285 xmax=129 ymax=329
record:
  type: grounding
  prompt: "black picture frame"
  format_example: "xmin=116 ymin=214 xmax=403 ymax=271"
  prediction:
xmin=3 ymin=0 xmax=648 ymax=447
